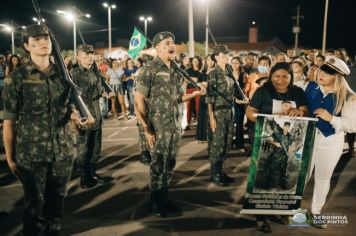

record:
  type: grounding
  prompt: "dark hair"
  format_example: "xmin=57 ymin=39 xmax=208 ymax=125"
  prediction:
xmin=265 ymin=62 xmax=294 ymax=88
xmin=126 ymin=58 xmax=134 ymax=68
xmin=291 ymin=60 xmax=303 ymax=68
xmin=315 ymin=53 xmax=325 ymax=61
xmin=247 ymin=52 xmax=257 ymax=57
xmin=8 ymin=55 xmax=22 ymax=73
xmin=110 ymin=58 xmax=119 ymax=68
xmin=284 ymin=122 xmax=291 ymax=126
xmin=202 ymin=54 xmax=215 ymax=73
xmin=258 ymin=55 xmax=271 ymax=66
xmin=326 ymin=48 xmax=335 ymax=54
xmin=231 ymin=56 xmax=244 ymax=72
xmin=180 ymin=54 xmax=191 ymax=70
xmin=190 ymin=56 xmax=202 ymax=71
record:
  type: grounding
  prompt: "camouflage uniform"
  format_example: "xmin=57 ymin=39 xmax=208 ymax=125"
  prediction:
xmin=135 ymin=56 xmax=184 ymax=191
xmin=133 ymin=74 xmax=151 ymax=166
xmin=206 ymin=66 xmax=235 ymax=163
xmin=71 ymin=64 xmax=103 ymax=175
xmin=2 ymin=60 xmax=75 ymax=235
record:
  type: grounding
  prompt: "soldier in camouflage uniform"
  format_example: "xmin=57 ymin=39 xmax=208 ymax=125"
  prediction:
xmin=2 ymin=24 xmax=89 ymax=236
xmin=71 ymin=44 xmax=113 ymax=189
xmin=206 ymin=45 xmax=235 ymax=186
xmin=135 ymin=32 xmax=205 ymax=217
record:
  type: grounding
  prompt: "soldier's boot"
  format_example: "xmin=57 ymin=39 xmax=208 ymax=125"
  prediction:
xmin=149 ymin=190 xmax=165 ymax=217
xmin=161 ymin=187 xmax=182 ymax=217
xmin=140 ymin=150 xmax=151 ymax=166
xmin=80 ymin=165 xmax=97 ymax=189
xmin=89 ymin=163 xmax=113 ymax=184
xmin=220 ymin=161 xmax=234 ymax=183
xmin=210 ymin=161 xmax=229 ymax=186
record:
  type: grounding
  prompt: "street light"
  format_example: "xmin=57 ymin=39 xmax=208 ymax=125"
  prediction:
xmin=103 ymin=2 xmax=117 ymax=53
xmin=32 ymin=17 xmax=45 ymax=25
xmin=57 ymin=8 xmax=90 ymax=60
xmin=139 ymin=16 xmax=152 ymax=36
xmin=1 ymin=23 xmax=15 ymax=54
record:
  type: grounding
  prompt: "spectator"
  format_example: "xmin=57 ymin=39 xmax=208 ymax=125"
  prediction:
xmin=243 ymin=52 xmax=257 ymax=75
xmin=314 ymin=54 xmax=325 ymax=67
xmin=275 ymin=52 xmax=287 ymax=63
xmin=186 ymin=56 xmax=203 ymax=130
xmin=231 ymin=56 xmax=248 ymax=151
xmin=292 ymin=61 xmax=307 ymax=90
xmin=124 ymin=58 xmax=138 ymax=116
xmin=107 ymin=59 xmax=127 ymax=120
xmin=5 ymin=55 xmax=22 ymax=77
xmin=196 ymin=54 xmax=215 ymax=143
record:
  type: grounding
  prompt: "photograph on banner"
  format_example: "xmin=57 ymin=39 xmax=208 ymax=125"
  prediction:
xmin=241 ymin=114 xmax=318 ymax=215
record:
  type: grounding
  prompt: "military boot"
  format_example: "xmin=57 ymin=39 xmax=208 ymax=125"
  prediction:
xmin=149 ymin=190 xmax=165 ymax=217
xmin=220 ymin=161 xmax=234 ymax=183
xmin=210 ymin=161 xmax=229 ymax=186
xmin=161 ymin=187 xmax=182 ymax=217
xmin=140 ymin=150 xmax=151 ymax=166
xmin=80 ymin=165 xmax=97 ymax=189
xmin=89 ymin=163 xmax=113 ymax=184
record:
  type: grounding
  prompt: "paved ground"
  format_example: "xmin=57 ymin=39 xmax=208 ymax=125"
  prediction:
xmin=0 ymin=117 xmax=355 ymax=236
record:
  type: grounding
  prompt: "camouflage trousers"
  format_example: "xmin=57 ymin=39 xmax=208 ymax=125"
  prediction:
xmin=77 ymin=128 xmax=102 ymax=166
xmin=149 ymin=119 xmax=181 ymax=191
xmin=17 ymin=159 xmax=73 ymax=235
xmin=208 ymin=108 xmax=233 ymax=163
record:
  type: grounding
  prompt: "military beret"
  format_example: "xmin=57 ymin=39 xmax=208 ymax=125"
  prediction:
xmin=212 ymin=45 xmax=229 ymax=55
xmin=77 ymin=44 xmax=95 ymax=53
xmin=152 ymin=31 xmax=175 ymax=47
xmin=320 ymin=56 xmax=350 ymax=76
xmin=21 ymin=24 xmax=49 ymax=38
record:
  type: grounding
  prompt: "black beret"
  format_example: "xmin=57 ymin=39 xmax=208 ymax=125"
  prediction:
xmin=152 ymin=31 xmax=175 ymax=47
xmin=77 ymin=44 xmax=95 ymax=53
xmin=212 ymin=45 xmax=229 ymax=55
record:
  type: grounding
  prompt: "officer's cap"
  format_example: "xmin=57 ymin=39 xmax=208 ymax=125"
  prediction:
xmin=212 ymin=45 xmax=229 ymax=55
xmin=77 ymin=44 xmax=95 ymax=54
xmin=152 ymin=31 xmax=175 ymax=47
xmin=21 ymin=24 xmax=49 ymax=38
xmin=320 ymin=56 xmax=350 ymax=76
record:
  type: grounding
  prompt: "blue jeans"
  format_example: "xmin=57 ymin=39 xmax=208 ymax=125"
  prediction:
xmin=127 ymin=86 xmax=135 ymax=115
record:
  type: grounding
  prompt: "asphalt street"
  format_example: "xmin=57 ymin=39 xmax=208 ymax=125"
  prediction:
xmin=0 ymin=117 xmax=355 ymax=236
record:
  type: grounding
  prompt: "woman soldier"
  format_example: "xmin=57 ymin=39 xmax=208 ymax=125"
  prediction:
xmin=206 ymin=45 xmax=236 ymax=186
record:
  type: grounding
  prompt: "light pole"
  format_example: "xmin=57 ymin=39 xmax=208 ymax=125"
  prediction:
xmin=322 ymin=0 xmax=329 ymax=54
xmin=103 ymin=2 xmax=117 ymax=53
xmin=188 ymin=0 xmax=195 ymax=57
xmin=139 ymin=16 xmax=152 ymax=36
xmin=32 ymin=17 xmax=45 ymax=25
xmin=57 ymin=9 xmax=90 ymax=60
xmin=204 ymin=0 xmax=209 ymax=56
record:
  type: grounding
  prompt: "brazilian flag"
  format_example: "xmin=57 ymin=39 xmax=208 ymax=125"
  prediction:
xmin=128 ymin=27 xmax=147 ymax=59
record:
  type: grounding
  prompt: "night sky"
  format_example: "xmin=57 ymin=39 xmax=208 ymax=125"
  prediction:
xmin=0 ymin=0 xmax=355 ymax=55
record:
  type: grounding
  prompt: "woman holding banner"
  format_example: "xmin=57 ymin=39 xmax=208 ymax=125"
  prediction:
xmin=246 ymin=62 xmax=308 ymax=233
xmin=305 ymin=56 xmax=356 ymax=229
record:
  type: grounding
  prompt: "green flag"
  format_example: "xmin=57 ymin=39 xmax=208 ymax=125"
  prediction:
xmin=128 ymin=27 xmax=146 ymax=59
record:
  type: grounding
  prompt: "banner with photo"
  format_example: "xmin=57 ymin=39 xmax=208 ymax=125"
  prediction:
xmin=240 ymin=114 xmax=318 ymax=215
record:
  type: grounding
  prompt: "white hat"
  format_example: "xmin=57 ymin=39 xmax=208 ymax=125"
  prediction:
xmin=321 ymin=56 xmax=350 ymax=76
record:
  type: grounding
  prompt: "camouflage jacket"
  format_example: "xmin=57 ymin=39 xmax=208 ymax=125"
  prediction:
xmin=205 ymin=65 xmax=235 ymax=108
xmin=2 ymin=60 xmax=76 ymax=166
xmin=71 ymin=65 xmax=103 ymax=130
xmin=135 ymin=57 xmax=184 ymax=127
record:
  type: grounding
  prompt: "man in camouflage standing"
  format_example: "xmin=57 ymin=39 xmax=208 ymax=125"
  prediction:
xmin=206 ymin=45 xmax=236 ymax=186
xmin=135 ymin=32 xmax=205 ymax=217
xmin=2 ymin=24 xmax=90 ymax=236
xmin=72 ymin=44 xmax=113 ymax=189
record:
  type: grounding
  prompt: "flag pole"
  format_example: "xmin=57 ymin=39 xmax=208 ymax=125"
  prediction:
xmin=134 ymin=25 xmax=153 ymax=45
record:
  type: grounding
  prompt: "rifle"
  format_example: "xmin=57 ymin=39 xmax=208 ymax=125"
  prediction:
xmin=76 ymin=27 xmax=114 ymax=95
xmin=32 ymin=0 xmax=91 ymax=121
